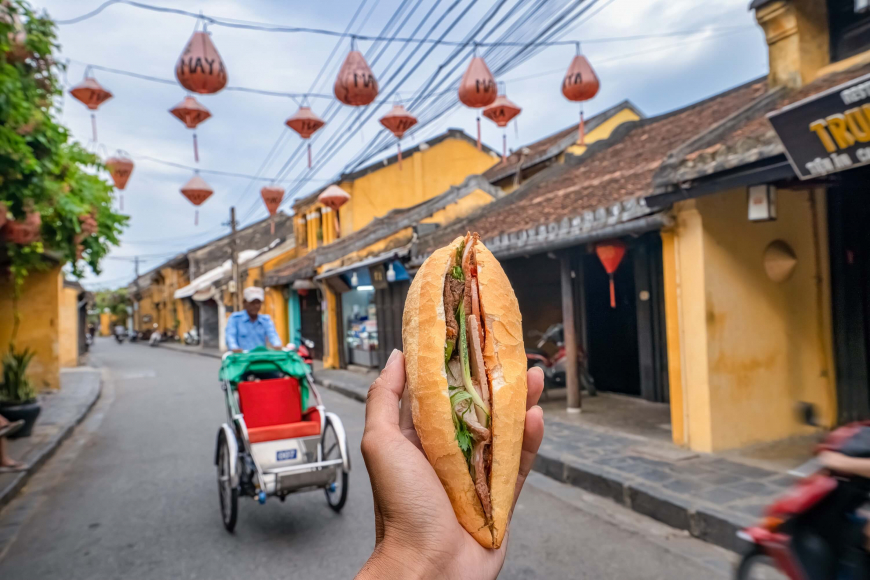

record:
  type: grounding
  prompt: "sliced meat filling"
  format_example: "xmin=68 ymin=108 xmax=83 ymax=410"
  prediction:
xmin=472 ymin=442 xmax=492 ymax=518
xmin=443 ymin=276 xmax=464 ymax=341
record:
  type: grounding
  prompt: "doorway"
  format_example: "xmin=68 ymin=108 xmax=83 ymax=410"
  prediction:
xmin=299 ymin=290 xmax=323 ymax=361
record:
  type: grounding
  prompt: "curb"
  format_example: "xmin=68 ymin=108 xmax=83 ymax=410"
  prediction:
xmin=0 ymin=374 xmax=102 ymax=510
xmin=313 ymin=375 xmax=753 ymax=554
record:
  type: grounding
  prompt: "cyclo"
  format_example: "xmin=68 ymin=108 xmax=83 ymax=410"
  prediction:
xmin=215 ymin=347 xmax=350 ymax=532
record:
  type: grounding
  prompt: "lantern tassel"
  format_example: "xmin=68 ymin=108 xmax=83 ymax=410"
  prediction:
xmin=195 ymin=209 xmax=199 ymax=226
xmin=476 ymin=116 xmax=482 ymax=151
xmin=193 ymin=132 xmax=199 ymax=163
xmin=502 ymin=132 xmax=507 ymax=164
xmin=91 ymin=113 xmax=97 ymax=142
xmin=579 ymin=109 xmax=585 ymax=146
xmin=334 ymin=214 xmax=341 ymax=238
xmin=397 ymin=141 xmax=402 ymax=170
xmin=609 ymin=274 xmax=616 ymax=309
xmin=307 ymin=142 xmax=312 ymax=169
xmin=120 ymin=194 xmax=124 ymax=211
xmin=270 ymin=216 xmax=275 ymax=235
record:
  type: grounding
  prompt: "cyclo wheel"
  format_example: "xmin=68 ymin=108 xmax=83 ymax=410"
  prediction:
xmin=217 ymin=432 xmax=238 ymax=532
xmin=322 ymin=419 xmax=348 ymax=512
xmin=735 ymin=547 xmax=789 ymax=580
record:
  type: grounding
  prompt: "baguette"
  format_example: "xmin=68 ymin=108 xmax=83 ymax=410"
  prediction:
xmin=403 ymin=234 xmax=526 ymax=549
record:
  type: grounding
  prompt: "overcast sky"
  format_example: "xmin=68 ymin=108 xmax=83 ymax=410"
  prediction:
xmin=36 ymin=0 xmax=768 ymax=289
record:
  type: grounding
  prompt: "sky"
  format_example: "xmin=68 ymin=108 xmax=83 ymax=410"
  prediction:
xmin=34 ymin=0 xmax=770 ymax=289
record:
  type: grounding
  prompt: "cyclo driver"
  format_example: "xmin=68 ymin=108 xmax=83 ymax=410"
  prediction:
xmin=226 ymin=287 xmax=283 ymax=353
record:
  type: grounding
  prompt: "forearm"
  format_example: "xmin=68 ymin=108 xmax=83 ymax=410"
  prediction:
xmin=828 ymin=454 xmax=870 ymax=478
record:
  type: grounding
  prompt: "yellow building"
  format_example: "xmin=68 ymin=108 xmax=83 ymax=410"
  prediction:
xmin=0 ymin=261 xmax=85 ymax=390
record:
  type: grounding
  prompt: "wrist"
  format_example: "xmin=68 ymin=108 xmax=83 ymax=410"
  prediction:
xmin=356 ymin=539 xmax=440 ymax=580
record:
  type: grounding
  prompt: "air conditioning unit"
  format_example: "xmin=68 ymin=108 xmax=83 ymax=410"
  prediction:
xmin=228 ymin=280 xmax=237 ymax=293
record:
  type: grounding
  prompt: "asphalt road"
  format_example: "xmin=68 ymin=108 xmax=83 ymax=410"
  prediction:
xmin=0 ymin=339 xmax=738 ymax=579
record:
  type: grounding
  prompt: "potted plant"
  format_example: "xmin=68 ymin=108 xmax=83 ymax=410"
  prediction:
xmin=0 ymin=345 xmax=40 ymax=438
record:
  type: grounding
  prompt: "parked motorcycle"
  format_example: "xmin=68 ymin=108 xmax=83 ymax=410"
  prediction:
xmin=736 ymin=405 xmax=870 ymax=580
xmin=183 ymin=328 xmax=199 ymax=346
xmin=149 ymin=330 xmax=162 ymax=347
xmin=525 ymin=323 xmax=596 ymax=396
xmin=285 ymin=336 xmax=315 ymax=366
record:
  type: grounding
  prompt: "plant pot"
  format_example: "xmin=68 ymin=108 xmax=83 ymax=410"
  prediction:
xmin=0 ymin=400 xmax=41 ymax=438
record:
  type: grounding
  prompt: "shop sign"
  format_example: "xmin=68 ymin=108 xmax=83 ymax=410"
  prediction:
xmin=767 ymin=72 xmax=870 ymax=180
xmin=369 ymin=264 xmax=388 ymax=290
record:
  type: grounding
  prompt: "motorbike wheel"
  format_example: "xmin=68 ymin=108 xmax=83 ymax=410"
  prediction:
xmin=735 ymin=548 xmax=789 ymax=580
xmin=217 ymin=433 xmax=238 ymax=533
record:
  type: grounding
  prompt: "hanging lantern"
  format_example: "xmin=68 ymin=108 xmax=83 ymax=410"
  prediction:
xmin=595 ymin=241 xmax=626 ymax=309
xmin=105 ymin=153 xmax=134 ymax=210
xmin=180 ymin=174 xmax=214 ymax=225
xmin=562 ymin=46 xmax=600 ymax=146
xmin=458 ymin=55 xmax=497 ymax=150
xmin=261 ymin=185 xmax=284 ymax=234
xmin=334 ymin=44 xmax=378 ymax=107
xmin=317 ymin=185 xmax=350 ymax=238
xmin=69 ymin=72 xmax=113 ymax=142
xmin=175 ymin=29 xmax=228 ymax=95
xmin=483 ymin=93 xmax=521 ymax=163
xmin=170 ymin=96 xmax=211 ymax=162
xmin=1 ymin=1 xmax=28 ymax=62
xmin=286 ymin=106 xmax=325 ymax=169
xmin=79 ymin=211 xmax=98 ymax=237
xmin=1 ymin=209 xmax=40 ymax=245
xmin=379 ymin=104 xmax=417 ymax=170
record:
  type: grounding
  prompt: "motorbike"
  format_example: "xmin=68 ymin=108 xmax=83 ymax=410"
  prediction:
xmin=736 ymin=404 xmax=870 ymax=580
xmin=149 ymin=330 xmax=162 ymax=347
xmin=114 ymin=332 xmax=125 ymax=344
xmin=525 ymin=323 xmax=596 ymax=396
xmin=184 ymin=328 xmax=200 ymax=346
xmin=285 ymin=337 xmax=316 ymax=366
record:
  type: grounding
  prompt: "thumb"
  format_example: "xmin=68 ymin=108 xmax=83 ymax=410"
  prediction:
xmin=364 ymin=349 xmax=406 ymax=432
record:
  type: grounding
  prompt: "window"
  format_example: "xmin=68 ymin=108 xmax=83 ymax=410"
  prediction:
xmin=829 ymin=0 xmax=870 ymax=61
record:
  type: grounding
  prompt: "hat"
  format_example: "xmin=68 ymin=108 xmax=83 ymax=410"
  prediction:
xmin=243 ymin=286 xmax=265 ymax=303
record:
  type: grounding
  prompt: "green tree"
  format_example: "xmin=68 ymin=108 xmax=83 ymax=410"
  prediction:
xmin=0 ymin=0 xmax=127 ymax=298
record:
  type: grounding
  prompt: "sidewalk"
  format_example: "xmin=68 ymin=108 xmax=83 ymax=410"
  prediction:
xmin=308 ymin=365 xmax=794 ymax=552
xmin=0 ymin=367 xmax=102 ymax=509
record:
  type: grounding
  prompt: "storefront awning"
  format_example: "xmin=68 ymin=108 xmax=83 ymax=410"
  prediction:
xmin=314 ymin=247 xmax=409 ymax=281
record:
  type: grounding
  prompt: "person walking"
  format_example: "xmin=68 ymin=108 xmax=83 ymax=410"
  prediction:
xmin=0 ymin=414 xmax=25 ymax=472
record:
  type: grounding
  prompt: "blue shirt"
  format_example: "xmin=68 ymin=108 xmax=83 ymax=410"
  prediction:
xmin=225 ymin=311 xmax=282 ymax=351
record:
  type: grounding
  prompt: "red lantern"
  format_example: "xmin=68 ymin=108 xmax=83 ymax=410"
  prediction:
xmin=334 ymin=49 xmax=378 ymax=107
xmin=1 ymin=1 xmax=28 ymax=62
xmin=482 ymin=94 xmax=521 ymax=163
xmin=69 ymin=73 xmax=113 ymax=142
xmin=1 ymin=209 xmax=40 ymax=245
xmin=379 ymin=104 xmax=417 ymax=170
xmin=180 ymin=174 xmax=213 ymax=225
xmin=286 ymin=106 xmax=326 ymax=168
xmin=79 ymin=211 xmax=98 ymax=237
xmin=562 ymin=47 xmax=600 ymax=146
xmin=261 ymin=185 xmax=284 ymax=234
xmin=458 ymin=56 xmax=497 ymax=151
xmin=170 ymin=96 xmax=211 ymax=162
xmin=317 ymin=185 xmax=350 ymax=238
xmin=105 ymin=153 xmax=134 ymax=210
xmin=595 ymin=241 xmax=626 ymax=309
xmin=175 ymin=30 xmax=228 ymax=95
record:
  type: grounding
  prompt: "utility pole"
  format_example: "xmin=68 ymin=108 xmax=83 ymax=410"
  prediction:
xmin=230 ymin=207 xmax=241 ymax=312
xmin=134 ymin=256 xmax=141 ymax=331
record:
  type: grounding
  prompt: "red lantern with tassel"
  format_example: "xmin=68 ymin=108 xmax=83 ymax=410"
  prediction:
xmin=180 ymin=174 xmax=213 ymax=225
xmin=458 ymin=53 xmax=497 ymax=151
xmin=334 ymin=41 xmax=378 ymax=107
xmin=482 ymin=91 xmax=521 ymax=163
xmin=317 ymin=185 xmax=350 ymax=238
xmin=105 ymin=153 xmax=134 ymax=210
xmin=595 ymin=241 xmax=626 ymax=309
xmin=170 ymin=96 xmax=211 ymax=163
xmin=286 ymin=106 xmax=325 ymax=169
xmin=379 ymin=104 xmax=417 ymax=170
xmin=1 ymin=208 xmax=40 ymax=245
xmin=69 ymin=71 xmax=113 ymax=142
xmin=175 ymin=27 xmax=228 ymax=95
xmin=562 ymin=43 xmax=600 ymax=146
xmin=260 ymin=185 xmax=284 ymax=234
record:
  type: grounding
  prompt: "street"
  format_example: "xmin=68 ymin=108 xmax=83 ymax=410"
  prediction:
xmin=0 ymin=340 xmax=737 ymax=579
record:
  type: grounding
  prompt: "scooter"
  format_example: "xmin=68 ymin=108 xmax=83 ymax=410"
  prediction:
xmin=285 ymin=337 xmax=315 ymax=366
xmin=184 ymin=328 xmax=199 ymax=345
xmin=525 ymin=323 xmax=596 ymax=395
xmin=736 ymin=405 xmax=870 ymax=580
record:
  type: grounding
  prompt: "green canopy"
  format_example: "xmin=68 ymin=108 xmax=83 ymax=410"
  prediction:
xmin=219 ymin=347 xmax=312 ymax=409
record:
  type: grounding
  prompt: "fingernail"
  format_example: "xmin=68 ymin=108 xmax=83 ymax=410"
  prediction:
xmin=386 ymin=349 xmax=401 ymax=367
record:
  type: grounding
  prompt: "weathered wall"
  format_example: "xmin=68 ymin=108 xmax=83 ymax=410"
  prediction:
xmin=755 ymin=0 xmax=829 ymax=88
xmin=59 ymin=285 xmax=80 ymax=368
xmin=0 ymin=265 xmax=62 ymax=390
xmin=667 ymin=188 xmax=835 ymax=451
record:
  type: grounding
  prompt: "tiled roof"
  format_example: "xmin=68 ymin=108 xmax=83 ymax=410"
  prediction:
xmin=481 ymin=100 xmax=643 ymax=184
xmin=413 ymin=78 xmax=768 ymax=260
xmin=263 ymin=252 xmax=317 ymax=286
xmin=654 ymin=63 xmax=870 ymax=187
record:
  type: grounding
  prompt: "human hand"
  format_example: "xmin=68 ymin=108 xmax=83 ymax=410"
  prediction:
xmin=819 ymin=450 xmax=851 ymax=473
xmin=356 ymin=349 xmax=545 ymax=580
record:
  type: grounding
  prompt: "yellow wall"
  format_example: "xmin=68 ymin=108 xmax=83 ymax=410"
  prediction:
xmin=755 ymin=0 xmax=830 ymax=88
xmin=99 ymin=311 xmax=111 ymax=336
xmin=667 ymin=188 xmax=835 ymax=451
xmin=59 ymin=286 xmax=79 ymax=368
xmin=0 ymin=265 xmax=63 ymax=390
xmin=324 ymin=286 xmax=340 ymax=369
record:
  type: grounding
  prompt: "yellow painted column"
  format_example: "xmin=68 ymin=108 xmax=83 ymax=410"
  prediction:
xmin=100 ymin=311 xmax=111 ymax=336
xmin=660 ymin=229 xmax=685 ymax=447
xmin=324 ymin=286 xmax=340 ymax=369
xmin=322 ymin=206 xmax=335 ymax=244
xmin=673 ymin=201 xmax=714 ymax=452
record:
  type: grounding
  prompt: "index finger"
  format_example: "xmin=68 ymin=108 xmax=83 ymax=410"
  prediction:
xmin=364 ymin=349 xmax=406 ymax=434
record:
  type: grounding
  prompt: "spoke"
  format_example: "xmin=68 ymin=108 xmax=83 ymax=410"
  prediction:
xmin=325 ymin=442 xmax=338 ymax=457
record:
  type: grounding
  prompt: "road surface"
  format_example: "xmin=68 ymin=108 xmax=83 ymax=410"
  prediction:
xmin=0 ymin=339 xmax=737 ymax=579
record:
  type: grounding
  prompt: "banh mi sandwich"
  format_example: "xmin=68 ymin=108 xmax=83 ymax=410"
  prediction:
xmin=403 ymin=233 xmax=526 ymax=549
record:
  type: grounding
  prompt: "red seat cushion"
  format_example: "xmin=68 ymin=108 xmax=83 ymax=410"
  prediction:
xmin=248 ymin=422 xmax=320 ymax=443
xmin=238 ymin=378 xmax=302 ymax=428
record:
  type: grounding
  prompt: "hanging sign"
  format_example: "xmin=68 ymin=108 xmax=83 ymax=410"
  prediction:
xmin=767 ymin=71 xmax=870 ymax=180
